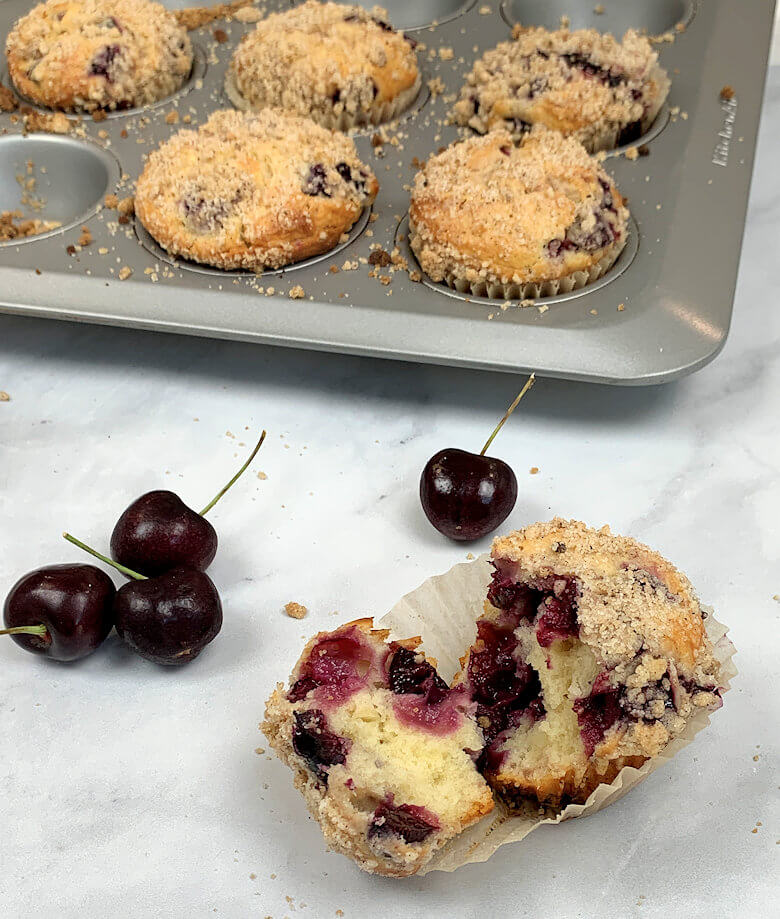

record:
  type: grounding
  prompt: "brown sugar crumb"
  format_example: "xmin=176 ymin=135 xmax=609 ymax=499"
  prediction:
xmin=78 ymin=226 xmax=93 ymax=247
xmin=720 ymin=85 xmax=735 ymax=102
xmin=284 ymin=601 xmax=308 ymax=620
xmin=288 ymin=285 xmax=305 ymax=299
xmin=214 ymin=29 xmax=229 ymax=43
xmin=617 ymin=302 xmax=625 ymax=311
xmin=175 ymin=1 xmax=255 ymax=31
xmin=529 ymin=466 xmax=540 ymax=474
xmin=92 ymin=109 xmax=107 ymax=123
xmin=370 ymin=133 xmax=384 ymax=148
xmin=624 ymin=146 xmax=639 ymax=161
xmin=0 ymin=391 xmax=10 ymax=402
xmin=21 ymin=109 xmax=71 ymax=135
xmin=118 ymin=196 xmax=135 ymax=218
xmin=637 ymin=144 xmax=650 ymax=157
xmin=66 ymin=244 xmax=77 ymax=255
xmin=368 ymin=248 xmax=392 ymax=267
xmin=104 ymin=194 xmax=119 ymax=209
xmin=329 ymin=264 xmax=340 ymax=273
xmin=120 ymin=128 xmax=128 ymax=139
xmin=118 ymin=266 xmax=133 ymax=280
xmin=0 ymin=84 xmax=18 ymax=112
xmin=165 ymin=111 xmax=180 ymax=125
xmin=0 ymin=210 xmax=60 ymax=241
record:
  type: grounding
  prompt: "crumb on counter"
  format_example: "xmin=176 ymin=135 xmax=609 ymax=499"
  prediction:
xmin=285 ymin=601 xmax=308 ymax=620
xmin=530 ymin=466 xmax=540 ymax=474
xmin=0 ymin=391 xmax=10 ymax=402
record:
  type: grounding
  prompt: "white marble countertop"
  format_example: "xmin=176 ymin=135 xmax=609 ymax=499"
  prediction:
xmin=1 ymin=66 xmax=779 ymax=919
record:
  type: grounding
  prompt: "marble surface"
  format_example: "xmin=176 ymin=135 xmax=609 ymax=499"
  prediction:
xmin=1 ymin=71 xmax=779 ymax=919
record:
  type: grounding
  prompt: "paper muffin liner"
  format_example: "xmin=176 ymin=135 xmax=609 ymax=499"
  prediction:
xmin=376 ymin=554 xmax=737 ymax=875
xmin=409 ymin=219 xmax=627 ymax=301
xmin=225 ymin=69 xmax=422 ymax=132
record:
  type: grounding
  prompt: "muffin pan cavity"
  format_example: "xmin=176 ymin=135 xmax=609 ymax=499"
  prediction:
xmin=0 ymin=135 xmax=118 ymax=247
xmin=0 ymin=0 xmax=774 ymax=384
xmin=500 ymin=0 xmax=696 ymax=36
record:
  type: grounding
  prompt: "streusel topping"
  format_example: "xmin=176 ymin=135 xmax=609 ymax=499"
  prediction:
xmin=228 ymin=1 xmax=418 ymax=123
xmin=409 ymin=127 xmax=629 ymax=287
xmin=6 ymin=0 xmax=192 ymax=112
xmin=453 ymin=26 xmax=669 ymax=149
xmin=135 ymin=108 xmax=378 ymax=271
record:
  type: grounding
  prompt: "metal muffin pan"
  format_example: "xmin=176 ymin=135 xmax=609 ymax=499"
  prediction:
xmin=0 ymin=0 xmax=774 ymax=384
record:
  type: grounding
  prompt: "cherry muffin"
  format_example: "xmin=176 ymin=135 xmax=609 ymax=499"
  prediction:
xmin=226 ymin=1 xmax=420 ymax=130
xmin=135 ymin=108 xmax=378 ymax=271
xmin=460 ymin=519 xmax=722 ymax=808
xmin=453 ymin=25 xmax=670 ymax=152
xmin=263 ymin=619 xmax=494 ymax=877
xmin=409 ymin=126 xmax=629 ymax=299
xmin=6 ymin=0 xmax=192 ymax=113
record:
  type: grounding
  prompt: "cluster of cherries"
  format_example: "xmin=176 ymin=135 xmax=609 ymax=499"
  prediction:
xmin=420 ymin=375 xmax=535 ymax=541
xmin=1 ymin=433 xmax=266 ymax=665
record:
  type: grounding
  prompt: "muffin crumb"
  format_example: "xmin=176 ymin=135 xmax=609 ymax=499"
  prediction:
xmin=284 ymin=601 xmax=308 ymax=620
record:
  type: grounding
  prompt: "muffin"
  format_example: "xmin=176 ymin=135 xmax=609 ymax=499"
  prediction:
xmin=226 ymin=1 xmax=420 ymax=130
xmin=409 ymin=127 xmax=630 ymax=300
xmin=453 ymin=25 xmax=670 ymax=152
xmin=460 ymin=519 xmax=723 ymax=808
xmin=135 ymin=108 xmax=378 ymax=272
xmin=262 ymin=619 xmax=494 ymax=877
xmin=6 ymin=0 xmax=192 ymax=112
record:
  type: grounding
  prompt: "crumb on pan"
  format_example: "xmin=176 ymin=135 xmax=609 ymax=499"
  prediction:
xmin=720 ymin=85 xmax=735 ymax=101
xmin=0 ymin=210 xmax=60 ymax=241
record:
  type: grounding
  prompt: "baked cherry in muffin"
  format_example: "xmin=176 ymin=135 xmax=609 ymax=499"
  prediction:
xmin=460 ymin=519 xmax=722 ymax=808
xmin=409 ymin=126 xmax=629 ymax=299
xmin=226 ymin=1 xmax=420 ymax=130
xmin=6 ymin=0 xmax=192 ymax=112
xmin=135 ymin=108 xmax=378 ymax=272
xmin=453 ymin=25 xmax=670 ymax=152
xmin=262 ymin=619 xmax=494 ymax=877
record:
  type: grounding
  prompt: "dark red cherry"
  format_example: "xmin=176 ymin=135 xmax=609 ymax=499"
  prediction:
xmin=419 ymin=376 xmax=535 ymax=542
xmin=1 ymin=564 xmax=115 ymax=661
xmin=110 ymin=431 xmax=265 ymax=576
xmin=114 ymin=567 xmax=222 ymax=666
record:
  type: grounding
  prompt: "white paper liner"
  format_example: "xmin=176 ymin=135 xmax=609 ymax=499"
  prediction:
xmin=225 ymin=68 xmax=422 ymax=132
xmin=377 ymin=554 xmax=737 ymax=875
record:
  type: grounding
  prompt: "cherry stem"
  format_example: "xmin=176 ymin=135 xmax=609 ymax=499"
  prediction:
xmin=479 ymin=373 xmax=536 ymax=457
xmin=0 ymin=624 xmax=48 ymax=637
xmin=199 ymin=430 xmax=267 ymax=517
xmin=62 ymin=532 xmax=146 ymax=581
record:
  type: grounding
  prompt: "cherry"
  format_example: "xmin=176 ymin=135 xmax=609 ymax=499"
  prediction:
xmin=1 ymin=564 xmax=115 ymax=661
xmin=63 ymin=534 xmax=222 ymax=666
xmin=110 ymin=431 xmax=265 ymax=577
xmin=419 ymin=375 xmax=535 ymax=541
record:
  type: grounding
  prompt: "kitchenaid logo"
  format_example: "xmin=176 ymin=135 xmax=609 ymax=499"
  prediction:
xmin=712 ymin=96 xmax=737 ymax=166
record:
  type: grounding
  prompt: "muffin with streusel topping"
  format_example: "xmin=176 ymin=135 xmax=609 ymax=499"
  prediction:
xmin=135 ymin=108 xmax=378 ymax=271
xmin=5 ymin=0 xmax=192 ymax=112
xmin=460 ymin=519 xmax=723 ymax=808
xmin=263 ymin=619 xmax=494 ymax=877
xmin=226 ymin=1 xmax=420 ymax=130
xmin=409 ymin=127 xmax=629 ymax=300
xmin=453 ymin=25 xmax=670 ymax=152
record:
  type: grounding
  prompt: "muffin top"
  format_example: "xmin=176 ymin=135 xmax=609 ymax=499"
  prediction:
xmin=228 ymin=1 xmax=419 ymax=125
xmin=135 ymin=108 xmax=378 ymax=271
xmin=5 ymin=0 xmax=192 ymax=112
xmin=453 ymin=25 xmax=669 ymax=149
xmin=409 ymin=127 xmax=629 ymax=287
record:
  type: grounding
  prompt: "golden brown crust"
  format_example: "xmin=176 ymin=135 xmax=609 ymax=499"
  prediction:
xmin=6 ymin=0 xmax=192 ymax=112
xmin=228 ymin=2 xmax=419 ymax=130
xmin=409 ymin=127 xmax=629 ymax=297
xmin=453 ymin=25 xmax=670 ymax=152
xmin=135 ymin=108 xmax=378 ymax=271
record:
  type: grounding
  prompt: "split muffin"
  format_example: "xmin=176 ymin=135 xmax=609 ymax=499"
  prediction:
xmin=461 ymin=519 xmax=723 ymax=808
xmin=409 ymin=127 xmax=630 ymax=299
xmin=6 ymin=0 xmax=192 ymax=112
xmin=453 ymin=25 xmax=670 ymax=152
xmin=135 ymin=108 xmax=378 ymax=271
xmin=226 ymin=1 xmax=420 ymax=130
xmin=263 ymin=619 xmax=494 ymax=877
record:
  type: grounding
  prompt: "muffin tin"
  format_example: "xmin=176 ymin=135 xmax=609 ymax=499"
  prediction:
xmin=0 ymin=0 xmax=774 ymax=384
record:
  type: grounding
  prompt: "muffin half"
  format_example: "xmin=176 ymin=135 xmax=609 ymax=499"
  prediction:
xmin=409 ymin=127 xmax=629 ymax=300
xmin=263 ymin=619 xmax=494 ymax=877
xmin=226 ymin=1 xmax=420 ymax=130
xmin=6 ymin=0 xmax=192 ymax=112
xmin=135 ymin=108 xmax=378 ymax=272
xmin=453 ymin=25 xmax=670 ymax=152
xmin=460 ymin=519 xmax=723 ymax=808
